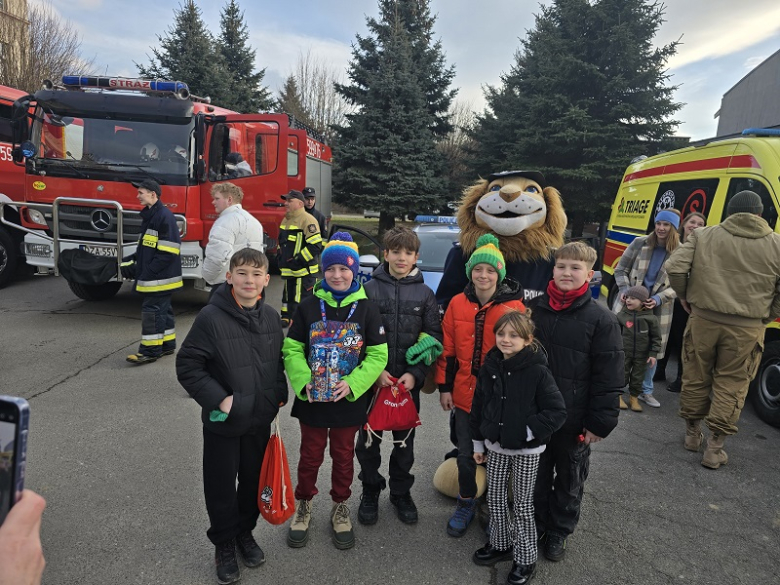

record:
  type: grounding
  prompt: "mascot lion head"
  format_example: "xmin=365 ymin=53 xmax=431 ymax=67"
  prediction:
xmin=457 ymin=170 xmax=567 ymax=263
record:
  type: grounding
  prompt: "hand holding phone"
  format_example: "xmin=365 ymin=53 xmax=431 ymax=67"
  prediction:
xmin=0 ymin=395 xmax=29 ymax=527
xmin=0 ymin=490 xmax=46 ymax=585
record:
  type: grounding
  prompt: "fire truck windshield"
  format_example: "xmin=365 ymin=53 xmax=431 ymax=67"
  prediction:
xmin=31 ymin=110 xmax=194 ymax=185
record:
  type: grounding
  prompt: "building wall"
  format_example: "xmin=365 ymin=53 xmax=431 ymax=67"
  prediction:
xmin=716 ymin=49 xmax=780 ymax=136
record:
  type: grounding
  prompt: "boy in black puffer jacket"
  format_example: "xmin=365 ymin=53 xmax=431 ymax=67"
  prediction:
xmin=356 ymin=227 xmax=443 ymax=526
xmin=530 ymin=242 xmax=624 ymax=563
xmin=616 ymin=285 xmax=661 ymax=413
xmin=177 ymin=248 xmax=287 ymax=585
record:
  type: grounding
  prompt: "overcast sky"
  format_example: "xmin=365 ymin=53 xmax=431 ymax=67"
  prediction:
xmin=47 ymin=0 xmax=780 ymax=140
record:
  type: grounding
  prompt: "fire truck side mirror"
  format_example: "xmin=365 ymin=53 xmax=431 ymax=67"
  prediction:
xmin=11 ymin=147 xmax=24 ymax=164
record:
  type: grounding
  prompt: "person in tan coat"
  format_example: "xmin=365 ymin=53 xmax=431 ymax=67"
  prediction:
xmin=665 ymin=190 xmax=780 ymax=469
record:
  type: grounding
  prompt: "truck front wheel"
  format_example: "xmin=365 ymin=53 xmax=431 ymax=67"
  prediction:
xmin=0 ymin=227 xmax=18 ymax=288
xmin=67 ymin=280 xmax=123 ymax=301
xmin=750 ymin=340 xmax=780 ymax=428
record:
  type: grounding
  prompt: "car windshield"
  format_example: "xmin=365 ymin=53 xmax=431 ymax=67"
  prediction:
xmin=416 ymin=229 xmax=459 ymax=272
xmin=31 ymin=109 xmax=194 ymax=185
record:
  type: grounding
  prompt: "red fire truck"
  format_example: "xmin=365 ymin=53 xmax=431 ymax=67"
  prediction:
xmin=0 ymin=75 xmax=332 ymax=299
xmin=0 ymin=83 xmax=33 ymax=288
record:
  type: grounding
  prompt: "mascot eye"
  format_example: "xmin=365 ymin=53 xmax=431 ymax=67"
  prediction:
xmin=526 ymin=186 xmax=540 ymax=194
xmin=489 ymin=185 xmax=501 ymax=192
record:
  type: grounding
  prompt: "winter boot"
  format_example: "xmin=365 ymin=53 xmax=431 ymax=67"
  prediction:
xmin=287 ymin=499 xmax=312 ymax=548
xmin=357 ymin=489 xmax=380 ymax=525
xmin=684 ymin=419 xmax=703 ymax=452
xmin=389 ymin=492 xmax=419 ymax=524
xmin=619 ymin=395 xmax=628 ymax=410
xmin=701 ymin=433 xmax=728 ymax=469
xmin=215 ymin=539 xmax=240 ymax=585
xmin=447 ymin=496 xmax=477 ymax=537
xmin=629 ymin=396 xmax=643 ymax=412
xmin=331 ymin=502 xmax=355 ymax=549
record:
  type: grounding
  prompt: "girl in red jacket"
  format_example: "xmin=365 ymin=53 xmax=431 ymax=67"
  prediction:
xmin=435 ymin=234 xmax=526 ymax=537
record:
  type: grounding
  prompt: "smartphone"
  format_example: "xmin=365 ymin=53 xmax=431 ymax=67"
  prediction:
xmin=0 ymin=395 xmax=29 ymax=526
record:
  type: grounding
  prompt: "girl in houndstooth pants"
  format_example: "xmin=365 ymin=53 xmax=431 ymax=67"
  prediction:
xmin=470 ymin=310 xmax=566 ymax=585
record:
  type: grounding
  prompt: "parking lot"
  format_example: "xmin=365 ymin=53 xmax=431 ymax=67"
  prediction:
xmin=1 ymin=270 xmax=779 ymax=585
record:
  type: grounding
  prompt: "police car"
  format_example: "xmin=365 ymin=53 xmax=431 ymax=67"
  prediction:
xmin=328 ymin=215 xmax=460 ymax=289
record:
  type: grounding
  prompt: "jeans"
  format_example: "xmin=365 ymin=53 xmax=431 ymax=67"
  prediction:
xmin=641 ymin=362 xmax=657 ymax=395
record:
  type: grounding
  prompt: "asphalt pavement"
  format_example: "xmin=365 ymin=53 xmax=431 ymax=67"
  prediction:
xmin=1 ymin=271 xmax=778 ymax=585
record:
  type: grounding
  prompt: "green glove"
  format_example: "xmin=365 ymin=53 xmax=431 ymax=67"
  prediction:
xmin=209 ymin=409 xmax=228 ymax=422
xmin=405 ymin=332 xmax=443 ymax=366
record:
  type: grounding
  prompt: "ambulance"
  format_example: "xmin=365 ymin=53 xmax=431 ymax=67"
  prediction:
xmin=601 ymin=128 xmax=780 ymax=427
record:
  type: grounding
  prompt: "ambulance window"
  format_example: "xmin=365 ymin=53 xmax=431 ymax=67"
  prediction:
xmin=725 ymin=178 xmax=777 ymax=229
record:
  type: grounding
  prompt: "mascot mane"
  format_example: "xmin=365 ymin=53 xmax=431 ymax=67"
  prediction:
xmin=457 ymin=178 xmax=567 ymax=263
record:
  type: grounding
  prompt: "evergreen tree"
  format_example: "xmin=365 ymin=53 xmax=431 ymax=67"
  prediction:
xmin=276 ymin=74 xmax=313 ymax=128
xmin=470 ymin=0 xmax=681 ymax=233
xmin=136 ymin=0 xmax=229 ymax=105
xmin=217 ymin=0 xmax=273 ymax=113
xmin=334 ymin=0 xmax=457 ymax=231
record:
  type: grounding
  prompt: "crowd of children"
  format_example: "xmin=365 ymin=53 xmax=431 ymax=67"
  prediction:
xmin=176 ymin=229 xmax=625 ymax=585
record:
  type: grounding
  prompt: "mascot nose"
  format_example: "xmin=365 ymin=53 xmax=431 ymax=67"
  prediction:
xmin=499 ymin=185 xmax=522 ymax=202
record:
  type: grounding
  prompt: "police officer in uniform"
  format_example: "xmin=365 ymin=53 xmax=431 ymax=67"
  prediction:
xmin=303 ymin=187 xmax=327 ymax=235
xmin=279 ymin=189 xmax=323 ymax=326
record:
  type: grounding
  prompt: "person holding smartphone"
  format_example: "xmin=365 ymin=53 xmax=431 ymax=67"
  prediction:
xmin=0 ymin=490 xmax=46 ymax=585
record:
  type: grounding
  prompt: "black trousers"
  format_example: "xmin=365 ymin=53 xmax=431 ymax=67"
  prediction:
xmin=453 ymin=407 xmax=478 ymax=498
xmin=656 ymin=299 xmax=688 ymax=380
xmin=203 ymin=426 xmax=271 ymax=545
xmin=281 ymin=275 xmax=316 ymax=320
xmin=534 ymin=431 xmax=590 ymax=537
xmin=356 ymin=389 xmax=420 ymax=495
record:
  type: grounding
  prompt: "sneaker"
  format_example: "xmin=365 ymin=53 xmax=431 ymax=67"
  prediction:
xmin=544 ymin=532 xmax=566 ymax=562
xmin=331 ymin=502 xmax=355 ymax=550
xmin=215 ymin=539 xmax=240 ymax=585
xmin=447 ymin=496 xmax=477 ymax=537
xmin=126 ymin=353 xmax=158 ymax=365
xmin=638 ymin=393 xmax=661 ymax=408
xmin=287 ymin=499 xmax=312 ymax=548
xmin=389 ymin=492 xmax=418 ymax=524
xmin=358 ymin=490 xmax=380 ymax=525
xmin=236 ymin=530 xmax=265 ymax=568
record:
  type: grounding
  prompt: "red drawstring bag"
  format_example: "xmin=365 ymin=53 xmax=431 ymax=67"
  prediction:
xmin=258 ymin=417 xmax=295 ymax=525
xmin=364 ymin=378 xmax=421 ymax=448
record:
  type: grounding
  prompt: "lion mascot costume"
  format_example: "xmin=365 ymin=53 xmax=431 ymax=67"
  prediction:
xmin=432 ymin=170 xmax=567 ymax=501
xmin=435 ymin=170 xmax=567 ymax=309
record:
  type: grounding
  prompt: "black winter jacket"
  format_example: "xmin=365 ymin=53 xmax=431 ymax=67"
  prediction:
xmin=470 ymin=346 xmax=566 ymax=450
xmin=176 ymin=283 xmax=287 ymax=437
xmin=127 ymin=200 xmax=183 ymax=295
xmin=530 ymin=290 xmax=624 ymax=438
xmin=363 ymin=263 xmax=442 ymax=388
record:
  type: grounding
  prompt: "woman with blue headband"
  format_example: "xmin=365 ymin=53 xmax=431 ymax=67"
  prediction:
xmin=611 ymin=209 xmax=681 ymax=409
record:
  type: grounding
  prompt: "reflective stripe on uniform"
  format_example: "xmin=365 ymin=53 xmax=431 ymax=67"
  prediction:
xmin=142 ymin=229 xmax=159 ymax=248
xmin=157 ymin=240 xmax=181 ymax=255
xmin=305 ymin=233 xmax=322 ymax=246
xmin=280 ymin=265 xmax=319 ymax=278
xmin=163 ymin=329 xmax=175 ymax=343
xmin=301 ymin=247 xmax=313 ymax=262
xmin=136 ymin=276 xmax=184 ymax=293
xmin=141 ymin=333 xmax=163 ymax=347
xmin=294 ymin=277 xmax=302 ymax=303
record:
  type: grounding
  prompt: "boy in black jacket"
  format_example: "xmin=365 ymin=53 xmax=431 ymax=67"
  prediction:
xmin=355 ymin=227 xmax=443 ymax=525
xmin=530 ymin=242 xmax=624 ymax=563
xmin=177 ymin=248 xmax=287 ymax=585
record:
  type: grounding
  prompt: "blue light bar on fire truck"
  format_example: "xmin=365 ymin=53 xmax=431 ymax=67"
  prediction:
xmin=414 ymin=215 xmax=458 ymax=224
xmin=59 ymin=76 xmax=191 ymax=98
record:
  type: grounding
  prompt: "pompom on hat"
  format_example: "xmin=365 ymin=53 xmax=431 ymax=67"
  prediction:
xmin=465 ymin=233 xmax=506 ymax=283
xmin=321 ymin=231 xmax=360 ymax=278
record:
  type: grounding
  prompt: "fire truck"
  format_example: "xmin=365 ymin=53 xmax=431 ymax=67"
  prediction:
xmin=0 ymin=83 xmax=33 ymax=288
xmin=0 ymin=75 xmax=332 ymax=300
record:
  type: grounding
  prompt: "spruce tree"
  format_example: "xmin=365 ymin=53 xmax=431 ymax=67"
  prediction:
xmin=334 ymin=0 xmax=457 ymax=231
xmin=137 ymin=0 xmax=229 ymax=105
xmin=470 ymin=0 xmax=681 ymax=233
xmin=217 ymin=0 xmax=273 ymax=113
xmin=276 ymin=74 xmax=312 ymax=127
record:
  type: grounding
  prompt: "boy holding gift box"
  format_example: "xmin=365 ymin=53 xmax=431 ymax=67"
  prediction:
xmin=355 ymin=226 xmax=443 ymax=526
xmin=282 ymin=232 xmax=388 ymax=550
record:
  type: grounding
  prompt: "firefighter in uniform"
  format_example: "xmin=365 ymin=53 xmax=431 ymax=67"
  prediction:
xmin=278 ymin=189 xmax=323 ymax=327
xmin=122 ymin=178 xmax=183 ymax=364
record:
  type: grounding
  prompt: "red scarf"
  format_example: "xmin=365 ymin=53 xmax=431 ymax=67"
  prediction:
xmin=546 ymin=280 xmax=589 ymax=311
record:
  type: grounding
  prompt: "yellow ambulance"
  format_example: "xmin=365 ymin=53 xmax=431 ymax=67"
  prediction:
xmin=600 ymin=128 xmax=780 ymax=427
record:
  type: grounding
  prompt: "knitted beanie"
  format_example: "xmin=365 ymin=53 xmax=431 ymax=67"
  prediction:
xmin=321 ymin=231 xmax=360 ymax=278
xmin=625 ymin=285 xmax=650 ymax=304
xmin=465 ymin=234 xmax=506 ymax=283
xmin=406 ymin=332 xmax=444 ymax=366
xmin=727 ymin=190 xmax=763 ymax=216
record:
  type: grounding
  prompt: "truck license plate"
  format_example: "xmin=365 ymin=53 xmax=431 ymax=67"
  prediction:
xmin=79 ymin=245 xmax=117 ymax=257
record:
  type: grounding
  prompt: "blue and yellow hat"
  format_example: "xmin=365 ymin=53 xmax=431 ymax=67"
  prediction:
xmin=321 ymin=231 xmax=360 ymax=278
